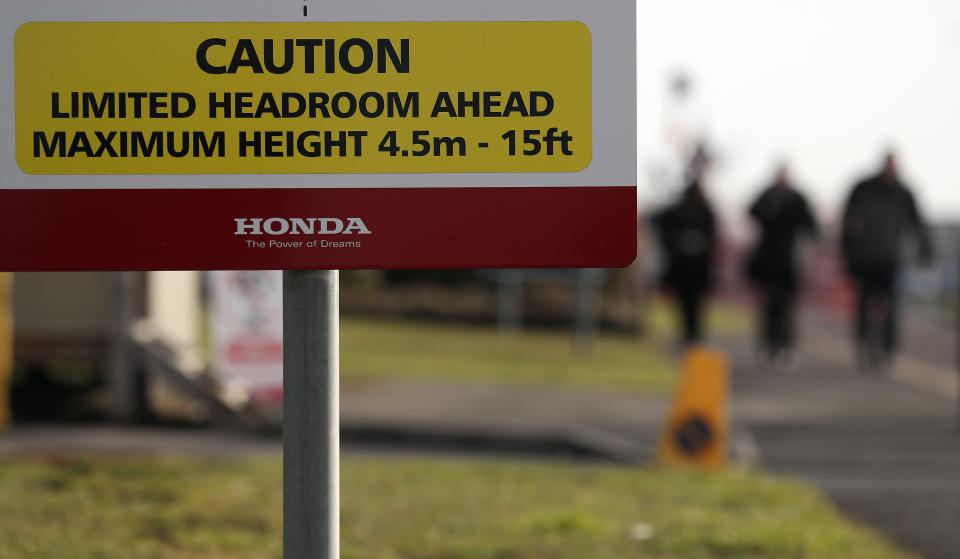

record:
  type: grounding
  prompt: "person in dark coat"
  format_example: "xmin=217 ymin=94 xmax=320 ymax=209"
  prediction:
xmin=654 ymin=175 xmax=716 ymax=346
xmin=841 ymin=151 xmax=932 ymax=370
xmin=746 ymin=164 xmax=818 ymax=369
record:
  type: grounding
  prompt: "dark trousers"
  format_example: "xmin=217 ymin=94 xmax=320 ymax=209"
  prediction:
xmin=855 ymin=273 xmax=899 ymax=354
xmin=760 ymin=284 xmax=797 ymax=352
xmin=676 ymin=287 xmax=705 ymax=344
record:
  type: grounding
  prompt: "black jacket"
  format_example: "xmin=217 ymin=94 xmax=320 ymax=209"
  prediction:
xmin=654 ymin=183 xmax=716 ymax=293
xmin=746 ymin=183 xmax=817 ymax=287
xmin=841 ymin=173 xmax=931 ymax=280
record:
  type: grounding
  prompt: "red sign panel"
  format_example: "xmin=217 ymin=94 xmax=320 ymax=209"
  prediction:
xmin=0 ymin=187 xmax=634 ymax=270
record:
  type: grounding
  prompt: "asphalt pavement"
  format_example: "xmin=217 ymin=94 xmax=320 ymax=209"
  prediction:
xmin=723 ymin=309 xmax=960 ymax=559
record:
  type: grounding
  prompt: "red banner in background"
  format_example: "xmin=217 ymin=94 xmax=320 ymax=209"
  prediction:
xmin=210 ymin=270 xmax=284 ymax=404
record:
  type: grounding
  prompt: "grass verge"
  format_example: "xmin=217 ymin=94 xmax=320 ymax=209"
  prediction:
xmin=644 ymin=296 xmax=752 ymax=343
xmin=340 ymin=316 xmax=675 ymax=393
xmin=0 ymin=456 xmax=913 ymax=559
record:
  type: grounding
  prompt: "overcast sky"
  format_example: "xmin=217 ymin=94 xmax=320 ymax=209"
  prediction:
xmin=637 ymin=0 xmax=960 ymax=223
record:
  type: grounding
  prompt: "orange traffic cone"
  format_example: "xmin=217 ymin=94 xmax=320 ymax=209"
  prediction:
xmin=655 ymin=346 xmax=729 ymax=469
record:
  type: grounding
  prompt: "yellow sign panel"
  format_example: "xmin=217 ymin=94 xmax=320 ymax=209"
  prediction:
xmin=15 ymin=22 xmax=591 ymax=174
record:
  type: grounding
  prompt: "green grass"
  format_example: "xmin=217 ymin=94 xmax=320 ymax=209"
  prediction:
xmin=0 ymin=456 xmax=913 ymax=559
xmin=645 ymin=297 xmax=752 ymax=342
xmin=340 ymin=316 xmax=676 ymax=393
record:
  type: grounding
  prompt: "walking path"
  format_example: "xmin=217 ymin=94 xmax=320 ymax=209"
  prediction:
xmin=724 ymin=309 xmax=960 ymax=559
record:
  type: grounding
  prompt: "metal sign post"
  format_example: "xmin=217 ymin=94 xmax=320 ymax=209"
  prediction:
xmin=283 ymin=269 xmax=339 ymax=558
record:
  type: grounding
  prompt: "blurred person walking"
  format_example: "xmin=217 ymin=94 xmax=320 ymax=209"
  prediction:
xmin=841 ymin=151 xmax=932 ymax=372
xmin=653 ymin=168 xmax=716 ymax=347
xmin=745 ymin=164 xmax=818 ymax=372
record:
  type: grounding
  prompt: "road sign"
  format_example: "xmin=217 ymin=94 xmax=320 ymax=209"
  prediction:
xmin=2 ymin=4 xmax=636 ymax=558
xmin=0 ymin=0 xmax=636 ymax=271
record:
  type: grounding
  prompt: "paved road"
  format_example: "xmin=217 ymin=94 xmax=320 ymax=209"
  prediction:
xmin=723 ymin=309 xmax=960 ymax=559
